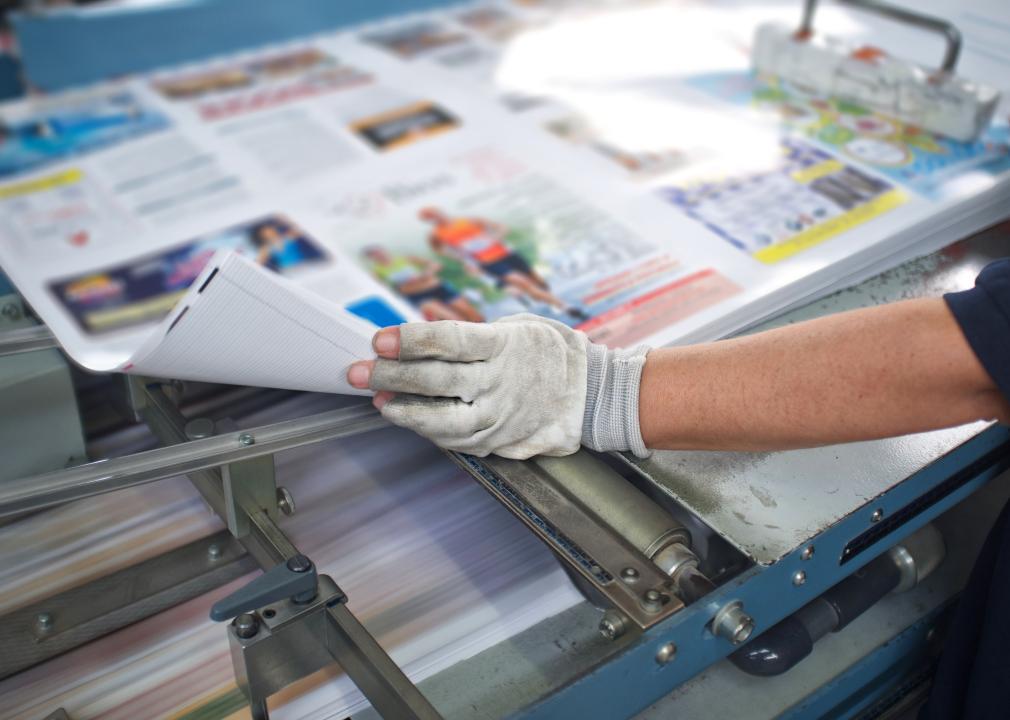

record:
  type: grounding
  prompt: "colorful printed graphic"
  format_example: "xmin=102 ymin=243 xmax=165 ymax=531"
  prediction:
xmin=456 ymin=7 xmax=530 ymax=43
xmin=0 ymin=92 xmax=170 ymax=179
xmin=50 ymin=215 xmax=327 ymax=334
xmin=687 ymin=71 xmax=1010 ymax=196
xmin=658 ymin=139 xmax=906 ymax=264
xmin=153 ymin=49 xmax=373 ymax=121
xmin=351 ymin=101 xmax=460 ymax=151
xmin=361 ymin=21 xmax=470 ymax=59
xmin=0 ymin=168 xmax=139 ymax=257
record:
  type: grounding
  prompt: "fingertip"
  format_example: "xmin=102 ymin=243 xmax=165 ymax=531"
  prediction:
xmin=347 ymin=360 xmax=373 ymax=388
xmin=373 ymin=390 xmax=394 ymax=410
xmin=373 ymin=326 xmax=401 ymax=358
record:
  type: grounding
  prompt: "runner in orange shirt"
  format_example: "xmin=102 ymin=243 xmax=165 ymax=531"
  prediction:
xmin=419 ymin=207 xmax=588 ymax=322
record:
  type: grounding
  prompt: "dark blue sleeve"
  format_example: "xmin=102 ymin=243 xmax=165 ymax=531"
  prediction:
xmin=944 ymin=258 xmax=1010 ymax=402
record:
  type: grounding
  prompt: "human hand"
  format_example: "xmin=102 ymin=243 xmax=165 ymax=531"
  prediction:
xmin=347 ymin=314 xmax=651 ymax=459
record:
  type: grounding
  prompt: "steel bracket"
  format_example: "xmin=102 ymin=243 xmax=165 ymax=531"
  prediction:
xmin=228 ymin=575 xmax=346 ymax=720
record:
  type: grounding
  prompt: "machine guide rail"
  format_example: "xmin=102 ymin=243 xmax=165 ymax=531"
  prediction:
xmin=449 ymin=451 xmax=715 ymax=635
xmin=137 ymin=382 xmax=442 ymax=720
xmin=2 ymin=379 xmax=441 ymax=720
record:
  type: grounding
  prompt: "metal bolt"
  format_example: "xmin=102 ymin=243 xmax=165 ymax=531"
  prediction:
xmin=801 ymin=546 xmax=815 ymax=561
xmin=792 ymin=570 xmax=807 ymax=586
xmin=233 ymin=613 xmax=260 ymax=639
xmin=655 ymin=641 xmax=677 ymax=665
xmin=641 ymin=588 xmax=665 ymax=613
xmin=287 ymin=554 xmax=312 ymax=573
xmin=871 ymin=508 xmax=884 ymax=523
xmin=276 ymin=487 xmax=296 ymax=516
xmin=621 ymin=567 xmax=640 ymax=583
xmin=185 ymin=418 xmax=215 ymax=440
xmin=598 ymin=609 xmax=628 ymax=641
xmin=1 ymin=303 xmax=21 ymax=321
xmin=238 ymin=433 xmax=255 ymax=446
xmin=35 ymin=612 xmax=53 ymax=633
xmin=207 ymin=543 xmax=222 ymax=561
xmin=711 ymin=601 xmax=755 ymax=645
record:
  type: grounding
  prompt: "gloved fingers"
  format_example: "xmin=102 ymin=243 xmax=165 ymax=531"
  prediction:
xmin=398 ymin=321 xmax=502 ymax=362
xmin=379 ymin=394 xmax=489 ymax=439
xmin=369 ymin=358 xmax=485 ymax=400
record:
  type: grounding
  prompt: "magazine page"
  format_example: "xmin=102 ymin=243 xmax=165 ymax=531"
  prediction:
xmin=307 ymin=142 xmax=745 ymax=348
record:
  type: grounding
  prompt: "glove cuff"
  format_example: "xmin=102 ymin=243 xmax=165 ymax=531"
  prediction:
xmin=582 ymin=342 xmax=651 ymax=458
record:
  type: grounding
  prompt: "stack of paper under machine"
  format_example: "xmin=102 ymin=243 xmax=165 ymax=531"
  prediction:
xmin=0 ymin=0 xmax=1007 ymax=717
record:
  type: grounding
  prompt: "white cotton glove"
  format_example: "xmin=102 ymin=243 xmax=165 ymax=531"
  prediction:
xmin=359 ymin=314 xmax=651 ymax=460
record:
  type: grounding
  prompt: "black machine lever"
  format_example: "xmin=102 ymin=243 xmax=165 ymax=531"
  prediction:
xmin=210 ymin=554 xmax=318 ymax=622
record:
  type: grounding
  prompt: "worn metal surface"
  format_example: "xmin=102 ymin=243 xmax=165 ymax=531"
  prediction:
xmin=0 ymin=531 xmax=255 ymax=680
xmin=622 ymin=229 xmax=1009 ymax=564
xmin=634 ymin=471 xmax=1010 ymax=719
xmin=0 ymin=325 xmax=58 ymax=357
xmin=623 ymin=424 xmax=988 ymax=564
xmin=0 ymin=398 xmax=387 ymax=518
xmin=451 ymin=451 xmax=686 ymax=631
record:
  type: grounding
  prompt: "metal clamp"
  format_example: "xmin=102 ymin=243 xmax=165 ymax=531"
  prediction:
xmin=225 ymin=574 xmax=347 ymax=720
xmin=210 ymin=555 xmax=324 ymax=622
xmin=797 ymin=0 xmax=962 ymax=74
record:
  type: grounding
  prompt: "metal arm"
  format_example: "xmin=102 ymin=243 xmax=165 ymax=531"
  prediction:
xmin=798 ymin=0 xmax=962 ymax=74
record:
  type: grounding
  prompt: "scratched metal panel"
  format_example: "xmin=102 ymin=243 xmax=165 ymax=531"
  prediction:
xmin=623 ymin=423 xmax=986 ymax=564
xmin=624 ymin=225 xmax=1008 ymax=565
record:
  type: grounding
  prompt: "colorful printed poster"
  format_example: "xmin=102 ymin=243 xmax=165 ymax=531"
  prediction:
xmin=0 ymin=92 xmax=169 ymax=178
xmin=687 ymin=71 xmax=1010 ymax=197
xmin=658 ymin=139 xmax=906 ymax=264
xmin=49 ymin=215 xmax=328 ymax=334
xmin=325 ymin=147 xmax=740 ymax=347
xmin=152 ymin=48 xmax=373 ymax=121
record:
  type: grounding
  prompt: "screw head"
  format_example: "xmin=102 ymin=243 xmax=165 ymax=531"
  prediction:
xmin=598 ymin=609 xmax=627 ymax=641
xmin=35 ymin=612 xmax=53 ymax=633
xmin=233 ymin=613 xmax=260 ymax=639
xmin=871 ymin=508 xmax=884 ymax=523
xmin=641 ymin=588 xmax=665 ymax=613
xmin=276 ymin=487 xmax=296 ymax=516
xmin=1 ymin=303 xmax=22 ymax=321
xmin=792 ymin=570 xmax=807 ymax=586
xmin=185 ymin=418 xmax=215 ymax=440
xmin=207 ymin=543 xmax=222 ymax=561
xmin=238 ymin=433 xmax=255 ymax=446
xmin=801 ymin=546 xmax=815 ymax=561
xmin=621 ymin=567 xmax=640 ymax=583
xmin=287 ymin=554 xmax=312 ymax=573
xmin=655 ymin=641 xmax=677 ymax=665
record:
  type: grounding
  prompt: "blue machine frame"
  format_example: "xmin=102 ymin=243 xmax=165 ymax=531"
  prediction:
xmin=11 ymin=4 xmax=1010 ymax=718
xmin=518 ymin=425 xmax=1010 ymax=719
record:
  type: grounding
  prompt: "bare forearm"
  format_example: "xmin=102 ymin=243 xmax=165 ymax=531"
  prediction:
xmin=639 ymin=298 xmax=1009 ymax=452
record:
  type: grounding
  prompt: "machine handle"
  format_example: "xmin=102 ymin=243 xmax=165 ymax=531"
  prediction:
xmin=798 ymin=0 xmax=962 ymax=74
xmin=209 ymin=554 xmax=317 ymax=621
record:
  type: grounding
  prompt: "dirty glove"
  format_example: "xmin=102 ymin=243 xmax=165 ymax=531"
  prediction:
xmin=347 ymin=314 xmax=650 ymax=460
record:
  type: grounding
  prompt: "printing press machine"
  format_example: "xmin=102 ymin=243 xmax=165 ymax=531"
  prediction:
xmin=2 ymin=2 xmax=1010 ymax=719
